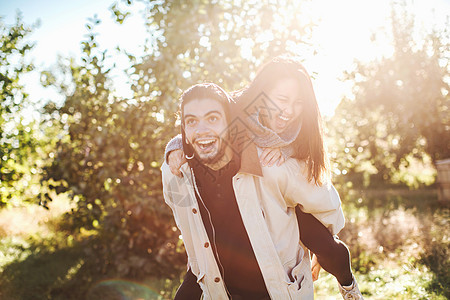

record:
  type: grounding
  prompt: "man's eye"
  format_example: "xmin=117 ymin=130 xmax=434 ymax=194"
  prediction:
xmin=186 ymin=119 xmax=197 ymax=126
xmin=208 ymin=116 xmax=218 ymax=122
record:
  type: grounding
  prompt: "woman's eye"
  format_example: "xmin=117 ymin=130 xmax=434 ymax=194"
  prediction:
xmin=209 ymin=116 xmax=218 ymax=122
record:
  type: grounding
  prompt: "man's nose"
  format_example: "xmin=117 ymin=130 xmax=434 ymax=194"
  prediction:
xmin=195 ymin=121 xmax=210 ymax=134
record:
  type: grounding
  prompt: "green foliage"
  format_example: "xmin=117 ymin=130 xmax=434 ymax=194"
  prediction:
xmin=335 ymin=189 xmax=449 ymax=299
xmin=418 ymin=210 xmax=450 ymax=298
xmin=328 ymin=2 xmax=449 ymax=187
xmin=0 ymin=238 xmax=85 ymax=300
xmin=128 ymin=0 xmax=317 ymax=125
xmin=314 ymin=264 xmax=442 ymax=300
xmin=0 ymin=14 xmax=34 ymax=103
xmin=0 ymin=14 xmax=44 ymax=207
xmin=42 ymin=16 xmax=185 ymax=286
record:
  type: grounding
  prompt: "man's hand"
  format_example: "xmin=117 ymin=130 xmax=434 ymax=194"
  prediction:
xmin=168 ymin=149 xmax=186 ymax=177
xmin=260 ymin=147 xmax=285 ymax=167
xmin=311 ymin=254 xmax=321 ymax=281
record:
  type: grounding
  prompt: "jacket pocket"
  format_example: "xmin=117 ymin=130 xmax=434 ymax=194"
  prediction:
xmin=287 ymin=258 xmax=314 ymax=299
xmin=287 ymin=262 xmax=304 ymax=291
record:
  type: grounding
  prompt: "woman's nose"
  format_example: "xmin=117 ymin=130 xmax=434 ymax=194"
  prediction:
xmin=283 ymin=104 xmax=293 ymax=116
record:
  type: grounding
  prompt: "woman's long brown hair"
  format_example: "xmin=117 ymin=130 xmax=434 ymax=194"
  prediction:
xmin=234 ymin=55 xmax=330 ymax=185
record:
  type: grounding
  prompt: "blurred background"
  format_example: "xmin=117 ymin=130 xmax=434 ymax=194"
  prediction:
xmin=0 ymin=0 xmax=448 ymax=299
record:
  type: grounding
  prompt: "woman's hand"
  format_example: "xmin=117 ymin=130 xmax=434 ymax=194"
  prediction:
xmin=168 ymin=149 xmax=186 ymax=177
xmin=260 ymin=147 xmax=285 ymax=167
xmin=311 ymin=254 xmax=321 ymax=281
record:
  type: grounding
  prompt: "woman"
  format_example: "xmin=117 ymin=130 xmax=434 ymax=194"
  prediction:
xmin=166 ymin=55 xmax=363 ymax=299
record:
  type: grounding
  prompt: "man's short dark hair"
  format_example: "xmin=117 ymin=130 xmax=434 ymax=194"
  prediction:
xmin=180 ymin=82 xmax=234 ymax=126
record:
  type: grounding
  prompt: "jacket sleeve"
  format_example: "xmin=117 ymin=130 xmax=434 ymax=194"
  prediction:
xmin=161 ymin=161 xmax=176 ymax=211
xmin=161 ymin=161 xmax=192 ymax=233
xmin=164 ymin=134 xmax=183 ymax=163
xmin=277 ymin=160 xmax=345 ymax=235
xmin=161 ymin=161 xmax=185 ymax=229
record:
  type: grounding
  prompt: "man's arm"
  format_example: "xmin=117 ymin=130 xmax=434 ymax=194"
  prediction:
xmin=161 ymin=162 xmax=175 ymax=208
xmin=161 ymin=164 xmax=203 ymax=299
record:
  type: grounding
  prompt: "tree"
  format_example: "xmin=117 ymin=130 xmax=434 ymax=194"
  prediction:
xmin=0 ymin=14 xmax=42 ymax=207
xmin=42 ymin=16 xmax=186 ymax=286
xmin=328 ymin=1 xmax=449 ymax=187
xmin=126 ymin=0 xmax=317 ymax=126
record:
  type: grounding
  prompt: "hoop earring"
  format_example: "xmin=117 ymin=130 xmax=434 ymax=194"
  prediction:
xmin=185 ymin=153 xmax=194 ymax=160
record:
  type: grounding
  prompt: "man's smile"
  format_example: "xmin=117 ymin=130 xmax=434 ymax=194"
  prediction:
xmin=194 ymin=137 xmax=218 ymax=152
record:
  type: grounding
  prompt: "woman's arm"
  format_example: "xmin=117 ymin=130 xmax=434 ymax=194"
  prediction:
xmin=266 ymin=159 xmax=345 ymax=235
xmin=290 ymin=178 xmax=345 ymax=235
xmin=164 ymin=134 xmax=186 ymax=177
xmin=164 ymin=134 xmax=183 ymax=162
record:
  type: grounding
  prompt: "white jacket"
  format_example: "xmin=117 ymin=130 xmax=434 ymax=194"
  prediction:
xmin=161 ymin=144 xmax=345 ymax=299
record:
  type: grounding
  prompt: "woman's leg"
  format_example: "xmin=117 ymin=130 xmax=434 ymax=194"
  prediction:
xmin=295 ymin=206 xmax=353 ymax=286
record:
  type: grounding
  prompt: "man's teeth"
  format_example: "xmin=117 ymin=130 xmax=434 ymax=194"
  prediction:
xmin=197 ymin=139 xmax=215 ymax=145
xmin=196 ymin=139 xmax=216 ymax=149
xmin=279 ymin=115 xmax=290 ymax=121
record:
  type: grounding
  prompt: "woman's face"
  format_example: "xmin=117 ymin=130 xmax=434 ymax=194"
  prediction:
xmin=263 ymin=77 xmax=304 ymax=134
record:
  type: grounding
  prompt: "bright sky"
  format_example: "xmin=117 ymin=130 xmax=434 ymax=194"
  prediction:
xmin=0 ymin=0 xmax=147 ymax=116
xmin=1 ymin=0 xmax=448 ymax=117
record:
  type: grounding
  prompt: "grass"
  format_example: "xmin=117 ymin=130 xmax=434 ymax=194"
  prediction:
xmin=0 ymin=197 xmax=73 ymax=275
xmin=0 ymin=189 xmax=448 ymax=299
xmin=0 ymin=242 xmax=84 ymax=300
xmin=314 ymin=261 xmax=446 ymax=300
xmin=333 ymin=188 xmax=449 ymax=299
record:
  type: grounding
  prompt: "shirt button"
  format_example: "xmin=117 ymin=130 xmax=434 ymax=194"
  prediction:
xmin=204 ymin=242 xmax=209 ymax=248
xmin=214 ymin=277 xmax=220 ymax=283
xmin=192 ymin=208 xmax=197 ymax=214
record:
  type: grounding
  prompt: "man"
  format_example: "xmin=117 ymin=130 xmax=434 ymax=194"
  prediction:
xmin=161 ymin=83 xmax=342 ymax=299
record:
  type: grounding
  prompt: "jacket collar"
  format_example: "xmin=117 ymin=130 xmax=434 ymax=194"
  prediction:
xmin=238 ymin=142 xmax=263 ymax=177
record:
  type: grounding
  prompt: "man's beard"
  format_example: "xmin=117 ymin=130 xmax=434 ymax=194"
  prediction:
xmin=193 ymin=135 xmax=230 ymax=166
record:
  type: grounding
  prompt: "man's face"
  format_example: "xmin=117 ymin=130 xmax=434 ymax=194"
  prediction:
xmin=183 ymin=98 xmax=230 ymax=168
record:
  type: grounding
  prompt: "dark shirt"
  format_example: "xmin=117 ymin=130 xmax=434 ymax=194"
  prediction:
xmin=190 ymin=155 xmax=269 ymax=298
